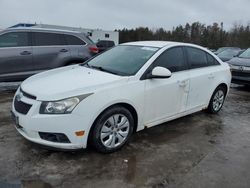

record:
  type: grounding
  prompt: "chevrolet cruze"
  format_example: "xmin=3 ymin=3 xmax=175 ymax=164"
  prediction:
xmin=11 ymin=41 xmax=231 ymax=153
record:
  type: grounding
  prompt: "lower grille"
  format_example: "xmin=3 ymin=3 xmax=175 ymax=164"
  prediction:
xmin=39 ymin=132 xmax=71 ymax=143
xmin=14 ymin=97 xmax=32 ymax=115
xmin=232 ymin=71 xmax=250 ymax=78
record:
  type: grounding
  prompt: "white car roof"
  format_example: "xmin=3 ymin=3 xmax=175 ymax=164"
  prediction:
xmin=121 ymin=41 xmax=185 ymax=48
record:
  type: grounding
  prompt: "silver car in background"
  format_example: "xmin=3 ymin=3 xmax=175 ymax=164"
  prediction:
xmin=0 ymin=28 xmax=98 ymax=82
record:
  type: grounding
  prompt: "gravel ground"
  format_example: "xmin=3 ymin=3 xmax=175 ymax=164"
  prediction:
xmin=0 ymin=84 xmax=249 ymax=188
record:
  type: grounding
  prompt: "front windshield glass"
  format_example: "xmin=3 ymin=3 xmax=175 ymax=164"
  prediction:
xmin=218 ymin=50 xmax=239 ymax=58
xmin=85 ymin=45 xmax=159 ymax=76
xmin=216 ymin=47 xmax=227 ymax=54
xmin=239 ymin=48 xmax=250 ymax=59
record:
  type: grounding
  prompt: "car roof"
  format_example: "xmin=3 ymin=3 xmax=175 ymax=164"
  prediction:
xmin=121 ymin=41 xmax=182 ymax=48
xmin=120 ymin=41 xmax=209 ymax=50
xmin=3 ymin=27 xmax=82 ymax=34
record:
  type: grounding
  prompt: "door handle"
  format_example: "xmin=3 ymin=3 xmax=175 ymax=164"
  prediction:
xmin=208 ymin=74 xmax=215 ymax=79
xmin=60 ymin=49 xmax=68 ymax=53
xmin=20 ymin=51 xmax=32 ymax=55
xmin=178 ymin=80 xmax=188 ymax=87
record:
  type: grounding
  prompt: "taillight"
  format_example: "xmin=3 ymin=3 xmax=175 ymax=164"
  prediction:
xmin=89 ymin=46 xmax=99 ymax=54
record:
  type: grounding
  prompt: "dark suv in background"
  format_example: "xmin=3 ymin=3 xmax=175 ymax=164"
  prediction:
xmin=0 ymin=28 xmax=98 ymax=82
xmin=96 ymin=40 xmax=115 ymax=53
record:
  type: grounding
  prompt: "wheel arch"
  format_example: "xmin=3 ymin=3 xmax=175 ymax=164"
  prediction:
xmin=87 ymin=102 xmax=139 ymax=146
xmin=216 ymin=83 xmax=229 ymax=95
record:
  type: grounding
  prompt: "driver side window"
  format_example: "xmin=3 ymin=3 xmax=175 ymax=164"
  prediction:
xmin=0 ymin=32 xmax=29 ymax=48
xmin=153 ymin=47 xmax=187 ymax=72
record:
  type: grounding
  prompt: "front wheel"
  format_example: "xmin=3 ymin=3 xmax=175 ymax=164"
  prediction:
xmin=207 ymin=86 xmax=226 ymax=114
xmin=90 ymin=106 xmax=134 ymax=153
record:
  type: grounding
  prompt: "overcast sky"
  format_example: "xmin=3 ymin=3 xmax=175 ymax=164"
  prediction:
xmin=0 ymin=0 xmax=250 ymax=31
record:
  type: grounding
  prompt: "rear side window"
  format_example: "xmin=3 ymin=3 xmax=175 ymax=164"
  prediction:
xmin=33 ymin=32 xmax=65 ymax=46
xmin=186 ymin=47 xmax=208 ymax=69
xmin=0 ymin=32 xmax=29 ymax=47
xmin=207 ymin=54 xmax=220 ymax=66
xmin=64 ymin=34 xmax=86 ymax=45
xmin=153 ymin=47 xmax=187 ymax=72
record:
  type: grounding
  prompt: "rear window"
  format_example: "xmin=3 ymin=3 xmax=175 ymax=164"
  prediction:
xmin=33 ymin=32 xmax=65 ymax=46
xmin=64 ymin=34 xmax=86 ymax=45
xmin=107 ymin=41 xmax=115 ymax=47
xmin=97 ymin=40 xmax=115 ymax=48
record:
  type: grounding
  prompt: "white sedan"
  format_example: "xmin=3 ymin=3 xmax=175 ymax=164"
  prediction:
xmin=11 ymin=41 xmax=231 ymax=153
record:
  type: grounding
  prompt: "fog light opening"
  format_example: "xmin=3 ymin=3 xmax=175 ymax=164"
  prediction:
xmin=39 ymin=132 xmax=71 ymax=143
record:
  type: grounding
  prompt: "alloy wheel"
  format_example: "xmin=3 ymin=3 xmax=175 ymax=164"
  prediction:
xmin=212 ymin=90 xmax=225 ymax=111
xmin=100 ymin=114 xmax=130 ymax=148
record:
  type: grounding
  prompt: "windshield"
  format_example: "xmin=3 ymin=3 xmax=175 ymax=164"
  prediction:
xmin=84 ymin=45 xmax=159 ymax=76
xmin=216 ymin=47 xmax=228 ymax=54
xmin=239 ymin=48 xmax=250 ymax=59
xmin=218 ymin=49 xmax=239 ymax=58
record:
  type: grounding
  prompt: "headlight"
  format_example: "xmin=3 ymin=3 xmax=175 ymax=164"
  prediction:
xmin=40 ymin=94 xmax=92 ymax=114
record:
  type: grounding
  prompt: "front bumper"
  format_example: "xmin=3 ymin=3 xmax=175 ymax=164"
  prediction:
xmin=11 ymin=89 xmax=90 ymax=150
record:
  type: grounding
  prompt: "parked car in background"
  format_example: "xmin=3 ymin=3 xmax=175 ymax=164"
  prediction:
xmin=214 ymin=47 xmax=241 ymax=55
xmin=11 ymin=41 xmax=231 ymax=153
xmin=209 ymin=49 xmax=216 ymax=53
xmin=217 ymin=49 xmax=244 ymax=62
xmin=96 ymin=40 xmax=115 ymax=53
xmin=0 ymin=28 xmax=98 ymax=82
xmin=227 ymin=48 xmax=250 ymax=86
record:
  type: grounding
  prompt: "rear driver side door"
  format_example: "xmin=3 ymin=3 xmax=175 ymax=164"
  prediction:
xmin=0 ymin=31 xmax=33 ymax=78
xmin=185 ymin=47 xmax=220 ymax=110
xmin=32 ymin=32 xmax=71 ymax=71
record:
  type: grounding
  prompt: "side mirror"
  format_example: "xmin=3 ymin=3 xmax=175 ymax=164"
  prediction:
xmin=147 ymin=66 xmax=172 ymax=79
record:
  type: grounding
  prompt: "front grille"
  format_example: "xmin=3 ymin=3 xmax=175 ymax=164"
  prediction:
xmin=14 ymin=96 xmax=32 ymax=115
xmin=20 ymin=88 xmax=37 ymax=100
xmin=232 ymin=71 xmax=250 ymax=78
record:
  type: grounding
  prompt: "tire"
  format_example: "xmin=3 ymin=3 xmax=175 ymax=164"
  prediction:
xmin=207 ymin=86 xmax=226 ymax=114
xmin=90 ymin=106 xmax=134 ymax=153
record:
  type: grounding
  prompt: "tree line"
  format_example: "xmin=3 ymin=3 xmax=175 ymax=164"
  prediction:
xmin=117 ymin=22 xmax=250 ymax=49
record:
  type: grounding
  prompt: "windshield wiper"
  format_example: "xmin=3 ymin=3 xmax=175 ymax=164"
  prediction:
xmin=91 ymin=65 xmax=118 ymax=75
xmin=82 ymin=62 xmax=91 ymax=68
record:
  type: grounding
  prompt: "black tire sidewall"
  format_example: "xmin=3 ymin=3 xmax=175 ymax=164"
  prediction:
xmin=91 ymin=106 xmax=134 ymax=153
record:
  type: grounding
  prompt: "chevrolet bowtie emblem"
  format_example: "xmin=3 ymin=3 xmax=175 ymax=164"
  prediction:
xmin=16 ymin=92 xmax=23 ymax=102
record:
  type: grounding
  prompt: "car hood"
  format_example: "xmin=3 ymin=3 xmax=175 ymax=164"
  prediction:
xmin=227 ymin=57 xmax=250 ymax=67
xmin=219 ymin=56 xmax=231 ymax=62
xmin=21 ymin=65 xmax=127 ymax=101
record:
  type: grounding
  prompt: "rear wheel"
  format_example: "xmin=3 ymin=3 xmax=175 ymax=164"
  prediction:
xmin=90 ymin=106 xmax=134 ymax=153
xmin=207 ymin=86 xmax=226 ymax=114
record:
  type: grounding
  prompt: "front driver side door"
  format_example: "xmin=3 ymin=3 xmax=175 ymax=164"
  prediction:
xmin=143 ymin=47 xmax=190 ymax=127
